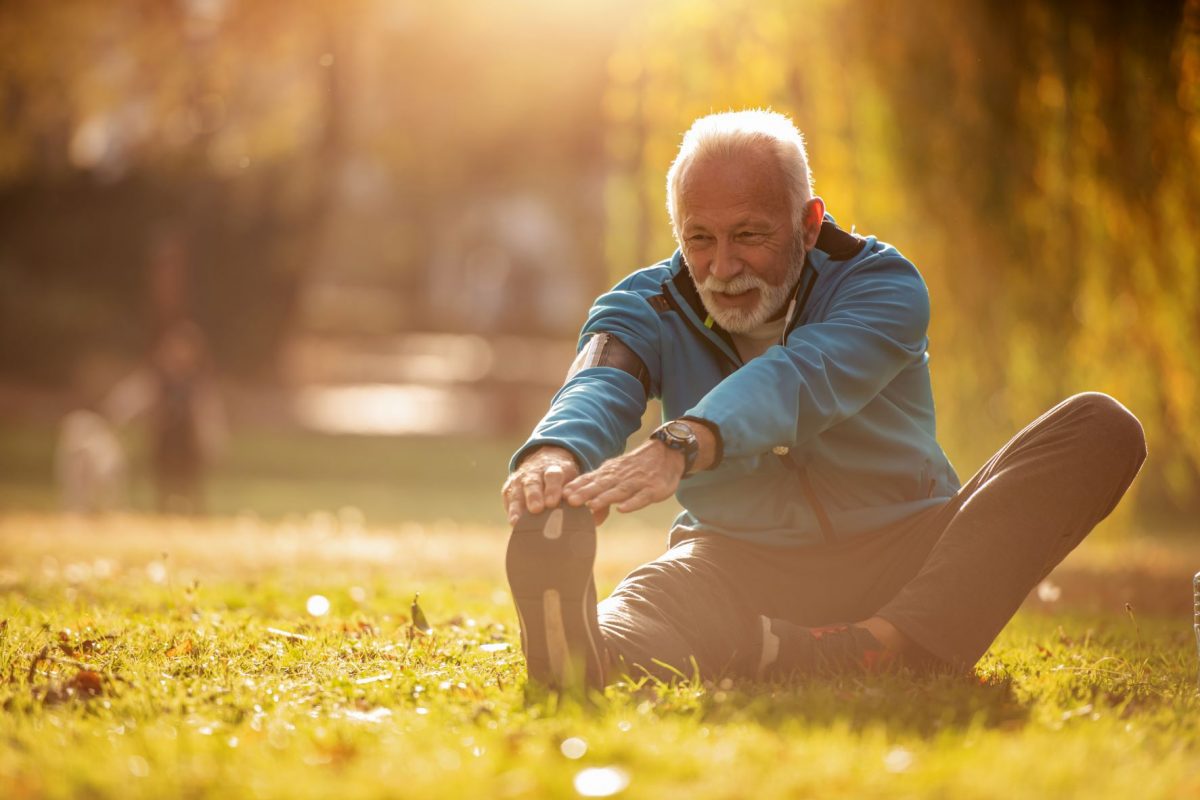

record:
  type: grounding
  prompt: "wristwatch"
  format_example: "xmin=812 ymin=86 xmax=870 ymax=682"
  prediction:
xmin=651 ymin=420 xmax=700 ymax=477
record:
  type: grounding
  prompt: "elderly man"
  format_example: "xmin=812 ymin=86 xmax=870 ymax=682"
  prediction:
xmin=502 ymin=110 xmax=1146 ymax=690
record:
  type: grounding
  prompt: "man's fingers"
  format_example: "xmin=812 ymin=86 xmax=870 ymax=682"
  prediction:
xmin=586 ymin=482 xmax=638 ymax=510
xmin=522 ymin=475 xmax=545 ymax=515
xmin=502 ymin=454 xmax=582 ymax=524
xmin=501 ymin=475 xmax=519 ymax=520
xmin=616 ymin=487 xmax=656 ymax=514
xmin=506 ymin=496 xmax=524 ymax=525
xmin=564 ymin=471 xmax=594 ymax=491
xmin=563 ymin=474 xmax=597 ymax=506
xmin=542 ymin=464 xmax=566 ymax=508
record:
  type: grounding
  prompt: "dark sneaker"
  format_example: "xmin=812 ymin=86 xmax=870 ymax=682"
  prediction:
xmin=506 ymin=505 xmax=606 ymax=693
xmin=754 ymin=617 xmax=897 ymax=678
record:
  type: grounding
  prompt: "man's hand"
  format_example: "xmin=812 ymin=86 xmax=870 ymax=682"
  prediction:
xmin=502 ymin=446 xmax=591 ymax=525
xmin=562 ymin=439 xmax=685 ymax=516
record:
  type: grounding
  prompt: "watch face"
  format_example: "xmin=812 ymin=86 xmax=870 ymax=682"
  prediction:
xmin=664 ymin=421 xmax=693 ymax=440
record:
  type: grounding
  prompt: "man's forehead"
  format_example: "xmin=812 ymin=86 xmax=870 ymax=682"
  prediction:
xmin=680 ymin=207 xmax=781 ymax=229
xmin=678 ymin=150 xmax=790 ymax=219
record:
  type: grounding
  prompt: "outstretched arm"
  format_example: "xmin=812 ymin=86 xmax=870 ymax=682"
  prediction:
xmin=501 ymin=287 xmax=663 ymax=524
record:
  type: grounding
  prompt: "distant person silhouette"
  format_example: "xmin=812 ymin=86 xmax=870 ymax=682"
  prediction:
xmin=106 ymin=320 xmax=227 ymax=514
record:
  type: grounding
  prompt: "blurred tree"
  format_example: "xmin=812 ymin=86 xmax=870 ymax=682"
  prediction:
xmin=0 ymin=0 xmax=358 ymax=379
xmin=0 ymin=0 xmax=635 ymax=381
xmin=0 ymin=0 xmax=1195 ymax=519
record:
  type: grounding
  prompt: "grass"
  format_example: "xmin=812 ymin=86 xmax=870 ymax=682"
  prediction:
xmin=2 ymin=512 xmax=1199 ymax=799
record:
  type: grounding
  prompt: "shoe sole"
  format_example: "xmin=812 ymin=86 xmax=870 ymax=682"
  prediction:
xmin=505 ymin=505 xmax=605 ymax=692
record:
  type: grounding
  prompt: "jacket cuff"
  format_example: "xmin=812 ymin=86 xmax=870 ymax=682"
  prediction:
xmin=508 ymin=439 xmax=590 ymax=474
xmin=679 ymin=415 xmax=723 ymax=472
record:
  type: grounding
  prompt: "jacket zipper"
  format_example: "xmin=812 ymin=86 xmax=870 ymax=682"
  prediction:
xmin=778 ymin=258 xmax=835 ymax=542
xmin=666 ymin=258 xmax=836 ymax=544
xmin=661 ymin=280 xmax=741 ymax=373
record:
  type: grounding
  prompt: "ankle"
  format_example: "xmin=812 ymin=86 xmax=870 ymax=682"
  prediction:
xmin=857 ymin=616 xmax=911 ymax=654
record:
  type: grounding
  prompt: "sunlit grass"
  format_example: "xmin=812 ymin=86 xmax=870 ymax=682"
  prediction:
xmin=1 ymin=513 xmax=1198 ymax=799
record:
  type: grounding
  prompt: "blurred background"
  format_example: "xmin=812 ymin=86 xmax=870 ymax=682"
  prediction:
xmin=0 ymin=0 xmax=1196 ymax=531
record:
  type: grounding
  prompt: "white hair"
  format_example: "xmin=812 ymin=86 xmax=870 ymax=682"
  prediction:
xmin=666 ymin=109 xmax=814 ymax=239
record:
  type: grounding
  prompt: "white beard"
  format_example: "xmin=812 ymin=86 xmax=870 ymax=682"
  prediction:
xmin=691 ymin=242 xmax=807 ymax=334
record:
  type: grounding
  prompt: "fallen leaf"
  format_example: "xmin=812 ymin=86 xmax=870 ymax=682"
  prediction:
xmin=266 ymin=628 xmax=312 ymax=642
xmin=66 ymin=670 xmax=104 ymax=698
xmin=354 ymin=672 xmax=393 ymax=685
xmin=57 ymin=642 xmax=82 ymax=659
xmin=411 ymin=594 xmax=432 ymax=634
xmin=166 ymin=640 xmax=194 ymax=657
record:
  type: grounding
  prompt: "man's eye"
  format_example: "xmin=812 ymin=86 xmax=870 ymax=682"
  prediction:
xmin=737 ymin=232 xmax=766 ymax=241
xmin=687 ymin=235 xmax=712 ymax=244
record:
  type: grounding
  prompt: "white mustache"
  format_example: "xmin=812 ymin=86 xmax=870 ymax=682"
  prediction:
xmin=698 ymin=274 xmax=767 ymax=294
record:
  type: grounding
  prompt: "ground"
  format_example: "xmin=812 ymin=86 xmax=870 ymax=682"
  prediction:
xmin=2 ymin=510 xmax=1199 ymax=800
xmin=2 ymin=423 xmax=1198 ymax=797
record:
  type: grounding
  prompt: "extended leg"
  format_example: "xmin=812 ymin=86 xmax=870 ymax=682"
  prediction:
xmin=597 ymin=534 xmax=775 ymax=681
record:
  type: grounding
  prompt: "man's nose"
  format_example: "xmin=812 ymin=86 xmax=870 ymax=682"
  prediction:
xmin=710 ymin=240 xmax=741 ymax=282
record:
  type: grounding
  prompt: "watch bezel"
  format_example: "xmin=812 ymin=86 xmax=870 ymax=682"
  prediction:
xmin=662 ymin=420 xmax=694 ymax=441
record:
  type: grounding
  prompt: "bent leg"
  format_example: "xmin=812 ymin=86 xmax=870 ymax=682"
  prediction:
xmin=877 ymin=393 xmax=1147 ymax=668
xmin=598 ymin=536 xmax=769 ymax=680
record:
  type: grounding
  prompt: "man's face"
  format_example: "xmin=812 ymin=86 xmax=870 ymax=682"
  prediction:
xmin=678 ymin=149 xmax=805 ymax=333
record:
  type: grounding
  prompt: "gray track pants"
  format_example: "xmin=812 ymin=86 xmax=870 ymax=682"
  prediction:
xmin=596 ymin=393 xmax=1148 ymax=678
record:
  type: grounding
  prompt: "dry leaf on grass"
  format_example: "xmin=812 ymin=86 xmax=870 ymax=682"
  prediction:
xmin=166 ymin=639 xmax=194 ymax=657
xmin=411 ymin=594 xmax=432 ymax=634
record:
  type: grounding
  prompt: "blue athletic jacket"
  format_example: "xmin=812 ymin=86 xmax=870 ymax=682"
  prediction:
xmin=511 ymin=218 xmax=960 ymax=547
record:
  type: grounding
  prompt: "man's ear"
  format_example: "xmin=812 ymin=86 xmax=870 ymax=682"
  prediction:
xmin=802 ymin=197 xmax=826 ymax=250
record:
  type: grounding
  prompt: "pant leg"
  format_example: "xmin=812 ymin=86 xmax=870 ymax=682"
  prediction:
xmin=876 ymin=392 xmax=1147 ymax=667
xmin=597 ymin=535 xmax=779 ymax=680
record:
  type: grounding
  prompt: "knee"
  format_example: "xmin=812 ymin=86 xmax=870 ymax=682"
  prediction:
xmin=1062 ymin=392 xmax=1147 ymax=470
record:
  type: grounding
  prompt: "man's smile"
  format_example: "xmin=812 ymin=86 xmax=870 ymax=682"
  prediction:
xmin=711 ymin=287 xmax=759 ymax=308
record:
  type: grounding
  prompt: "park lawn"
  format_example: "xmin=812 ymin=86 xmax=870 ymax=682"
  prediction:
xmin=1 ymin=512 xmax=1198 ymax=800
xmin=0 ymin=421 xmax=536 ymax=526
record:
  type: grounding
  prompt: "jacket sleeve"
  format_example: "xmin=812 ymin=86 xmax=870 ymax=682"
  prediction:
xmin=509 ymin=289 xmax=661 ymax=473
xmin=684 ymin=255 xmax=930 ymax=459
